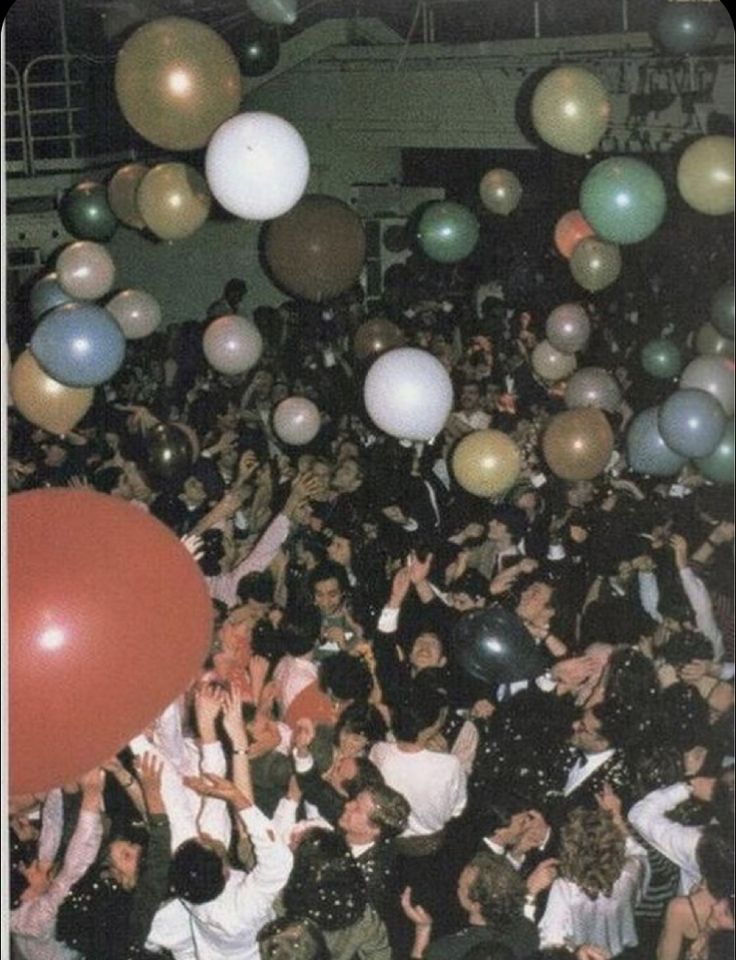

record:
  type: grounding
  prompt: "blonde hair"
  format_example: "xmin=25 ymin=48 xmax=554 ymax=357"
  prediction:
xmin=559 ymin=809 xmax=626 ymax=899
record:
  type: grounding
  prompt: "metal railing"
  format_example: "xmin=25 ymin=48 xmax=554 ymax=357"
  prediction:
xmin=5 ymin=61 xmax=29 ymax=176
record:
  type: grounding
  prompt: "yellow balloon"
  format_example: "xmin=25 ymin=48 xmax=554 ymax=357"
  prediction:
xmin=569 ymin=237 xmax=621 ymax=293
xmin=107 ymin=162 xmax=149 ymax=229
xmin=452 ymin=430 xmax=521 ymax=497
xmin=677 ymin=136 xmax=735 ymax=216
xmin=115 ymin=17 xmax=242 ymax=151
xmin=479 ymin=168 xmax=522 ymax=216
xmin=10 ymin=350 xmax=93 ymax=435
xmin=531 ymin=66 xmax=610 ymax=156
xmin=137 ymin=163 xmax=212 ymax=241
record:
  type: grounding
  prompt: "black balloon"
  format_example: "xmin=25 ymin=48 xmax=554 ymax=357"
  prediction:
xmin=237 ymin=30 xmax=280 ymax=76
xmin=454 ymin=605 xmax=546 ymax=685
xmin=145 ymin=423 xmax=194 ymax=488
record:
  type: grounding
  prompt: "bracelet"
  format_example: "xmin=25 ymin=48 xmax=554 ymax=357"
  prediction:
xmin=232 ymin=748 xmax=249 ymax=756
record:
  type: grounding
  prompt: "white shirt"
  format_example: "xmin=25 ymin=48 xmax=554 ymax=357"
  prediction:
xmin=273 ymin=655 xmax=319 ymax=715
xmin=369 ymin=742 xmax=467 ymax=836
xmin=627 ymin=782 xmax=701 ymax=893
xmin=539 ymin=836 xmax=648 ymax=956
xmin=564 ymin=748 xmax=615 ymax=797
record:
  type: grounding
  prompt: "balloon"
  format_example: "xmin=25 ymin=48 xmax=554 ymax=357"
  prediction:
xmin=273 ymin=397 xmax=321 ymax=446
xmin=658 ymin=388 xmax=727 ymax=458
xmin=580 ymin=157 xmax=666 ymax=244
xmin=417 ymin=202 xmax=479 ymax=263
xmin=542 ymin=408 xmax=614 ymax=481
xmin=9 ymin=350 xmax=94 ymax=435
xmin=655 ymin=2 xmax=719 ymax=55
xmin=711 ymin=283 xmax=735 ymax=339
xmin=107 ymin=163 xmax=149 ymax=229
xmin=553 ymin=209 xmax=594 ymax=260
xmin=29 ymin=272 xmax=75 ymax=321
xmin=545 ymin=303 xmax=590 ymax=354
xmin=641 ymin=339 xmax=683 ymax=379
xmin=531 ymin=340 xmax=577 ymax=382
xmin=452 ymin=430 xmax=521 ymax=497
xmin=679 ymin=356 xmax=735 ymax=416
xmin=9 ymin=489 xmax=211 ymax=794
xmin=145 ymin=422 xmax=195 ymax=487
xmin=137 ymin=163 xmax=211 ymax=241
xmin=265 ymin=195 xmax=366 ymax=302
xmin=59 ymin=180 xmax=118 ymax=241
xmin=479 ymin=168 xmax=522 ymax=216
xmin=237 ymin=29 xmax=280 ymax=76
xmin=565 ymin=367 xmax=622 ymax=412
xmin=205 ymin=112 xmax=310 ymax=221
xmin=677 ymin=136 xmax=735 ymax=216
xmin=247 ymin=0 xmax=297 ymax=25
xmin=353 ymin=318 xmax=404 ymax=361
xmin=569 ymin=237 xmax=621 ymax=292
xmin=31 ymin=302 xmax=126 ymax=388
xmin=696 ymin=322 xmax=735 ymax=360
xmin=107 ymin=289 xmax=162 ymax=339
xmin=627 ymin=407 xmax=687 ymax=477
xmin=695 ymin=418 xmax=735 ymax=485
xmin=203 ymin=314 xmax=263 ymax=375
xmin=114 ymin=17 xmax=241 ymax=151
xmin=56 ymin=241 xmax=116 ymax=301
xmin=364 ymin=347 xmax=454 ymax=442
xmin=531 ymin=65 xmax=610 ymax=155
xmin=454 ymin=605 xmax=546 ymax=686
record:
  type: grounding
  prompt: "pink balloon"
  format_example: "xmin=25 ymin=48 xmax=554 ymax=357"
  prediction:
xmin=273 ymin=396 xmax=321 ymax=445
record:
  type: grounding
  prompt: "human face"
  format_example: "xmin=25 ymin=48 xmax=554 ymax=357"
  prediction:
xmin=332 ymin=459 xmax=360 ymax=492
xmin=450 ymin=592 xmax=484 ymax=612
xmin=410 ymin=633 xmax=446 ymax=672
xmin=314 ymin=577 xmax=343 ymax=616
xmin=487 ymin=518 xmax=511 ymax=543
xmin=338 ymin=728 xmax=369 ymax=758
xmin=460 ymin=385 xmax=481 ymax=412
xmin=338 ymin=790 xmax=380 ymax=842
xmin=310 ymin=462 xmax=331 ymax=494
xmin=517 ymin=581 xmax=553 ymax=622
xmin=327 ymin=536 xmax=352 ymax=567
xmin=570 ymin=709 xmax=609 ymax=754
xmin=182 ymin=476 xmax=207 ymax=506
xmin=107 ymin=840 xmax=142 ymax=891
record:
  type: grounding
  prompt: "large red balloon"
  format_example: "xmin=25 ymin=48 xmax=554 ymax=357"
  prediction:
xmin=10 ymin=490 xmax=212 ymax=795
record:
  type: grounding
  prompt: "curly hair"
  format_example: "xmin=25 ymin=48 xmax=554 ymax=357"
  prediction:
xmin=558 ymin=809 xmax=626 ymax=900
xmin=466 ymin=852 xmax=526 ymax=933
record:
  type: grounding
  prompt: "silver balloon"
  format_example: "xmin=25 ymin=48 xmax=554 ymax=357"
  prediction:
xmin=565 ymin=367 xmax=621 ymax=412
xmin=679 ymin=356 xmax=734 ymax=416
xmin=658 ymin=388 xmax=727 ymax=459
xmin=545 ymin=303 xmax=591 ymax=355
xmin=203 ymin=314 xmax=263 ymax=376
xmin=273 ymin=397 xmax=321 ymax=446
xmin=626 ymin=407 xmax=686 ymax=477
xmin=531 ymin=340 xmax=577 ymax=382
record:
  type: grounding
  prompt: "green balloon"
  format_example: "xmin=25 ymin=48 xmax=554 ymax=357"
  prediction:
xmin=711 ymin=282 xmax=735 ymax=339
xmin=654 ymin=2 xmax=719 ymax=56
xmin=580 ymin=158 xmax=666 ymax=245
xmin=417 ymin=202 xmax=480 ymax=263
xmin=237 ymin=30 xmax=279 ymax=76
xmin=569 ymin=237 xmax=621 ymax=293
xmin=641 ymin=339 xmax=683 ymax=379
xmin=695 ymin=418 xmax=734 ymax=485
xmin=59 ymin=180 xmax=118 ymax=242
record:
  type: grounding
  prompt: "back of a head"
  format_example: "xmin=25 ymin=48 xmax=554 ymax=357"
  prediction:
xmin=284 ymin=829 xmax=367 ymax=931
xmin=391 ymin=689 xmax=445 ymax=743
xmin=237 ymin=570 xmax=275 ymax=606
xmin=468 ymin=852 xmax=526 ymax=933
xmin=257 ymin=917 xmax=329 ymax=960
xmin=697 ymin=824 xmax=735 ymax=901
xmin=559 ymin=809 xmax=626 ymax=899
xmin=170 ymin=839 xmax=226 ymax=905
xmin=364 ymin=782 xmax=410 ymax=839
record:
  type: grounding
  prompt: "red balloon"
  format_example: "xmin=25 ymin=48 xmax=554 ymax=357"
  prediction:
xmin=10 ymin=490 xmax=212 ymax=795
xmin=554 ymin=209 xmax=595 ymax=260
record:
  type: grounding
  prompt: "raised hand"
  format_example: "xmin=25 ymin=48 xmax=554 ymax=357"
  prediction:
xmin=134 ymin=752 xmax=165 ymax=815
xmin=408 ymin=551 xmax=433 ymax=584
xmin=183 ymin=772 xmax=251 ymax=809
xmin=400 ymin=886 xmax=433 ymax=928
xmin=525 ymin=858 xmax=559 ymax=896
xmin=194 ymin=683 xmax=224 ymax=741
xmin=180 ymin=533 xmax=204 ymax=561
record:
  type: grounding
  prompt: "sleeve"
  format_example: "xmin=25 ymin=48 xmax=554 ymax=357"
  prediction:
xmin=617 ymin=836 xmax=650 ymax=908
xmin=37 ymin=788 xmax=64 ymax=864
xmin=129 ymin=734 xmax=198 ymax=851
xmin=195 ymin=741 xmax=231 ymax=847
xmin=208 ymin=513 xmax=290 ymax=607
xmin=271 ymin=797 xmax=298 ymax=845
xmin=638 ymin=570 xmax=663 ymax=623
xmin=125 ymin=815 xmax=172 ymax=955
xmin=628 ymin=783 xmax=701 ymax=879
xmin=538 ymin=879 xmax=574 ymax=949
xmin=236 ymin=805 xmax=294 ymax=907
xmin=376 ymin=606 xmax=400 ymax=634
xmin=449 ymin=758 xmax=468 ymax=820
xmin=679 ymin=567 xmax=724 ymax=661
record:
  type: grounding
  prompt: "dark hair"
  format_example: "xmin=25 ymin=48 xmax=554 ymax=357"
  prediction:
xmin=391 ymin=689 xmax=446 ymax=743
xmin=488 ymin=504 xmax=528 ymax=542
xmin=198 ymin=529 xmax=226 ymax=577
xmin=452 ymin=569 xmax=489 ymax=601
xmin=661 ymin=632 xmax=715 ymax=667
xmin=319 ymin=653 xmax=373 ymax=703
xmin=343 ymin=757 xmax=385 ymax=798
xmin=309 ymin=561 xmax=350 ymax=597
xmin=92 ymin=465 xmax=124 ymax=494
xmin=282 ymin=615 xmax=321 ymax=657
xmin=712 ymin=766 xmax=735 ymax=836
xmin=697 ymin=824 xmax=735 ymax=900
xmin=660 ymin=683 xmax=710 ymax=752
xmin=257 ymin=917 xmax=329 ymax=960
xmin=335 ymin=702 xmax=387 ymax=748
xmin=465 ymin=851 xmax=526 ymax=933
xmin=709 ymin=929 xmax=735 ymax=960
xmin=169 ymin=839 xmax=226 ymax=904
xmin=236 ymin=571 xmax=275 ymax=606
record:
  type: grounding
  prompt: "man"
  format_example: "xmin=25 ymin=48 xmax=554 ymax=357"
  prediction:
xmin=446 ymin=381 xmax=492 ymax=439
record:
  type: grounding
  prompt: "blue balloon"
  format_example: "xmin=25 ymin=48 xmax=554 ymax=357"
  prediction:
xmin=31 ymin=302 xmax=126 ymax=387
xmin=626 ymin=407 xmax=687 ymax=477
xmin=29 ymin=273 xmax=76 ymax=321
xmin=658 ymin=388 xmax=727 ymax=459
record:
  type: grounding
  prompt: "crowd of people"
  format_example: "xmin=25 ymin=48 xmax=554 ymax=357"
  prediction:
xmin=7 ymin=250 xmax=735 ymax=960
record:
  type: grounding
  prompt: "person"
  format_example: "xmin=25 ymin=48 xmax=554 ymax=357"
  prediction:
xmin=257 ymin=917 xmax=330 ymax=960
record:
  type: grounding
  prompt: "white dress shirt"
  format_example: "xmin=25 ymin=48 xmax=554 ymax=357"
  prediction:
xmin=627 ymin=782 xmax=701 ymax=893
xmin=564 ymin=748 xmax=615 ymax=797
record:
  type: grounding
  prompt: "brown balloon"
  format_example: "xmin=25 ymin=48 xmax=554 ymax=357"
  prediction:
xmin=353 ymin=318 xmax=404 ymax=361
xmin=114 ymin=16 xmax=242 ymax=151
xmin=137 ymin=163 xmax=211 ymax=241
xmin=453 ymin=430 xmax=522 ymax=497
xmin=542 ymin=407 xmax=614 ymax=481
xmin=553 ymin=209 xmax=594 ymax=260
xmin=107 ymin=163 xmax=149 ymax=229
xmin=265 ymin=195 xmax=367 ymax=302
xmin=696 ymin=322 xmax=735 ymax=360
xmin=479 ymin=168 xmax=522 ymax=216
xmin=10 ymin=350 xmax=94 ymax=435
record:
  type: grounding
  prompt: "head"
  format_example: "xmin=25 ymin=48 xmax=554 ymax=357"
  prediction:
xmin=338 ymin=784 xmax=410 ymax=845
xmin=569 ymin=707 xmax=611 ymax=755
xmin=235 ymin=571 xmax=275 ymax=622
xmin=391 ymin=689 xmax=447 ymax=746
xmin=257 ymin=917 xmax=329 ymax=960
xmin=697 ymin=824 xmax=735 ymax=901
xmin=310 ymin=562 xmax=350 ymax=616
xmin=92 ymin=466 xmax=133 ymax=499
xmin=517 ymin=579 xmax=555 ymax=624
xmin=181 ymin=475 xmax=207 ymax=508
xmin=559 ymin=808 xmax=626 ymax=899
xmin=409 ymin=631 xmax=447 ymax=674
xmin=319 ymin=652 xmax=374 ymax=711
xmin=169 ymin=837 xmax=228 ymax=904
xmin=457 ymin=852 xmax=526 ymax=931
xmin=332 ymin=458 xmax=363 ymax=493
xmin=103 ymin=838 xmax=143 ymax=892
xmin=459 ymin=381 xmax=482 ymax=413
xmin=487 ymin=505 xmax=527 ymax=545
xmin=335 ymin=702 xmax=387 ymax=757
xmin=449 ymin=570 xmax=489 ymax=612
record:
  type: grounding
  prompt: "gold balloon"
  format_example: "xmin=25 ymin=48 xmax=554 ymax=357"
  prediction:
xmin=353 ymin=318 xmax=404 ymax=361
xmin=115 ymin=17 xmax=242 ymax=151
xmin=10 ymin=350 xmax=93 ymax=435
xmin=531 ymin=340 xmax=577 ymax=382
xmin=56 ymin=241 xmax=116 ymax=301
xmin=531 ymin=66 xmax=611 ymax=156
xmin=479 ymin=168 xmax=522 ymax=216
xmin=137 ymin=163 xmax=212 ymax=241
xmin=696 ymin=322 xmax=735 ymax=360
xmin=107 ymin=162 xmax=149 ymax=229
xmin=569 ymin=237 xmax=621 ymax=293
xmin=677 ymin=135 xmax=735 ymax=216
xmin=453 ymin=430 xmax=522 ymax=497
xmin=542 ymin=408 xmax=614 ymax=481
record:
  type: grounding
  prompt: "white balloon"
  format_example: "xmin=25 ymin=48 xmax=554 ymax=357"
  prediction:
xmin=107 ymin=289 xmax=161 ymax=339
xmin=247 ymin=0 xmax=297 ymax=25
xmin=203 ymin=314 xmax=263 ymax=376
xmin=364 ymin=347 xmax=454 ymax=441
xmin=273 ymin=397 xmax=321 ymax=446
xmin=205 ymin=112 xmax=310 ymax=221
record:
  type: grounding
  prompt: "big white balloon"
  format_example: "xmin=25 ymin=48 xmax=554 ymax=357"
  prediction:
xmin=205 ymin=112 xmax=310 ymax=221
xmin=203 ymin=315 xmax=263 ymax=375
xmin=364 ymin=348 xmax=454 ymax=441
xmin=273 ymin=397 xmax=321 ymax=446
